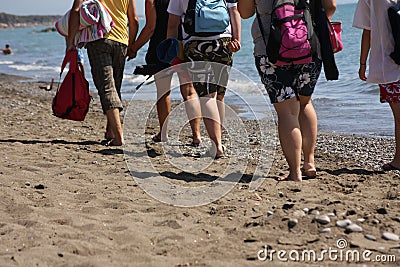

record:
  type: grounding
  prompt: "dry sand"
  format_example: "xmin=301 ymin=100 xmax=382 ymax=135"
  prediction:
xmin=0 ymin=73 xmax=399 ymax=267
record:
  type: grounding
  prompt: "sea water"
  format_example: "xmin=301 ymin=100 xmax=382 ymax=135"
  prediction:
xmin=0 ymin=3 xmax=393 ymax=137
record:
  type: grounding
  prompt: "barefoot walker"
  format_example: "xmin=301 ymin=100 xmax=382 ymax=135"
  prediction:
xmin=353 ymin=0 xmax=400 ymax=171
xmin=238 ymin=0 xmax=337 ymax=181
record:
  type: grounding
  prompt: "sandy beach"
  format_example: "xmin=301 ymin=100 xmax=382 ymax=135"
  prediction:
xmin=0 ymin=73 xmax=399 ymax=266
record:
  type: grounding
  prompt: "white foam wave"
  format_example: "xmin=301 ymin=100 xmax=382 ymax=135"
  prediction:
xmin=9 ymin=64 xmax=59 ymax=72
xmin=0 ymin=60 xmax=14 ymax=64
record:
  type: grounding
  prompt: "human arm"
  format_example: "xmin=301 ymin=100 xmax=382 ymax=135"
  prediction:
xmin=237 ymin=0 xmax=255 ymax=19
xmin=130 ymin=0 xmax=157 ymax=59
xmin=66 ymin=0 xmax=83 ymax=51
xmin=127 ymin=0 xmax=140 ymax=59
xmin=228 ymin=6 xmax=241 ymax=52
xmin=358 ymin=29 xmax=370 ymax=81
xmin=322 ymin=0 xmax=336 ymax=19
xmin=166 ymin=13 xmax=181 ymax=39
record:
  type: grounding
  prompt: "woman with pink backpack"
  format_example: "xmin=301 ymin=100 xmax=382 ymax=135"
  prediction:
xmin=238 ymin=0 xmax=337 ymax=181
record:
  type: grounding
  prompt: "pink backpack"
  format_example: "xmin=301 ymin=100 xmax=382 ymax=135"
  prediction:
xmin=258 ymin=0 xmax=318 ymax=66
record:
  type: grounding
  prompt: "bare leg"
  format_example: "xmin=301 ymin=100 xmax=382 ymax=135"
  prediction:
xmin=299 ymin=95 xmax=317 ymax=174
xmin=216 ymin=94 xmax=225 ymax=129
xmin=389 ymin=102 xmax=400 ymax=168
xmin=274 ymin=97 xmax=302 ymax=181
xmin=106 ymin=108 xmax=124 ymax=146
xmin=154 ymin=73 xmax=172 ymax=141
xmin=105 ymin=120 xmax=114 ymax=140
xmin=180 ymin=82 xmax=202 ymax=145
xmin=200 ymin=93 xmax=223 ymax=157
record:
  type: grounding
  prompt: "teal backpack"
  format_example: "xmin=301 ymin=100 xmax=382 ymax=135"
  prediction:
xmin=183 ymin=0 xmax=230 ymax=37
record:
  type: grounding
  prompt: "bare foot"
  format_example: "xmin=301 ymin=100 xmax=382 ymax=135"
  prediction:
xmin=278 ymin=175 xmax=302 ymax=182
xmin=191 ymin=137 xmax=202 ymax=147
xmin=301 ymin=168 xmax=317 ymax=178
xmin=152 ymin=132 xmax=168 ymax=142
xmin=301 ymin=163 xmax=317 ymax=178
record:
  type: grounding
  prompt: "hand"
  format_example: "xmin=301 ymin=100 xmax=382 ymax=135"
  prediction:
xmin=358 ymin=64 xmax=367 ymax=81
xmin=228 ymin=39 xmax=241 ymax=53
xmin=127 ymin=46 xmax=137 ymax=61
xmin=66 ymin=43 xmax=76 ymax=53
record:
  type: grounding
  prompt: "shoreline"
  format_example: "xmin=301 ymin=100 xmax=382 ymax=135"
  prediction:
xmin=3 ymin=71 xmax=395 ymax=139
xmin=0 ymin=73 xmax=399 ymax=266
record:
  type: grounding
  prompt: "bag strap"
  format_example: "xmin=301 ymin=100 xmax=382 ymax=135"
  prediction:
xmin=60 ymin=50 xmax=78 ymax=76
xmin=255 ymin=8 xmax=268 ymax=49
xmin=55 ymin=50 xmax=79 ymax=94
xmin=314 ymin=0 xmax=339 ymax=80
xmin=54 ymin=50 xmax=79 ymax=118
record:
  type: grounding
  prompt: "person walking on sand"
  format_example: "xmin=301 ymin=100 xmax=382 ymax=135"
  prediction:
xmin=238 ymin=0 xmax=336 ymax=181
xmin=353 ymin=0 xmax=400 ymax=171
xmin=167 ymin=0 xmax=241 ymax=158
xmin=66 ymin=0 xmax=139 ymax=146
xmin=129 ymin=0 xmax=202 ymax=145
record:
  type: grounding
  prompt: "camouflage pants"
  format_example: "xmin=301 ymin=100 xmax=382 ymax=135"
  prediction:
xmin=184 ymin=37 xmax=233 ymax=97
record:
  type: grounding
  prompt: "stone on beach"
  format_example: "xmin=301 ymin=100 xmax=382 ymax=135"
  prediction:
xmin=314 ymin=215 xmax=330 ymax=225
xmin=293 ymin=210 xmax=306 ymax=218
xmin=288 ymin=218 xmax=298 ymax=228
xmin=345 ymin=223 xmax=363 ymax=233
xmin=364 ymin=234 xmax=377 ymax=241
xmin=382 ymin=232 xmax=399 ymax=241
xmin=320 ymin=228 xmax=331 ymax=233
xmin=336 ymin=219 xmax=352 ymax=228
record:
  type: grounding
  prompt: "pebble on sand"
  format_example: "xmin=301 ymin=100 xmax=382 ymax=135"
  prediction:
xmin=382 ymin=232 xmax=399 ymax=241
xmin=346 ymin=224 xmax=363 ymax=233
xmin=364 ymin=234 xmax=377 ymax=241
xmin=293 ymin=210 xmax=306 ymax=218
xmin=288 ymin=218 xmax=298 ymax=228
xmin=336 ymin=219 xmax=352 ymax=228
xmin=314 ymin=215 xmax=330 ymax=225
xmin=320 ymin=228 xmax=331 ymax=233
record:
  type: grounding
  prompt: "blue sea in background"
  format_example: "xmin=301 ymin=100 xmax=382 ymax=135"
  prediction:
xmin=0 ymin=3 xmax=392 ymax=137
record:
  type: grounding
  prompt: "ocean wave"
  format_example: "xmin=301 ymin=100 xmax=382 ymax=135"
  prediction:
xmin=9 ymin=64 xmax=59 ymax=72
xmin=0 ymin=60 xmax=14 ymax=65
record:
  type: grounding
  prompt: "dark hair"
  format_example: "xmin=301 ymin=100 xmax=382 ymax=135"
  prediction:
xmin=5 ymin=44 xmax=10 ymax=48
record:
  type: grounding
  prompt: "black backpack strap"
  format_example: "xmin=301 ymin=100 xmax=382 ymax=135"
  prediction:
xmin=314 ymin=0 xmax=339 ymax=80
xmin=182 ymin=0 xmax=197 ymax=39
xmin=135 ymin=75 xmax=152 ymax=91
xmin=255 ymin=3 xmax=270 ymax=49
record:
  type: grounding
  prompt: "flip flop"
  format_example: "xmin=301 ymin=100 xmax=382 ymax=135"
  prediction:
xmin=382 ymin=163 xmax=400 ymax=171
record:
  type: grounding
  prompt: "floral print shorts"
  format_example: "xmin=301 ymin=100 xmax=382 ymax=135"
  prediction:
xmin=379 ymin=80 xmax=400 ymax=103
xmin=255 ymin=55 xmax=322 ymax=104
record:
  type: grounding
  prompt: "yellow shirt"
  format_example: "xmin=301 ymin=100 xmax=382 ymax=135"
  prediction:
xmin=100 ymin=0 xmax=129 ymax=45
